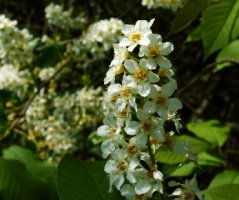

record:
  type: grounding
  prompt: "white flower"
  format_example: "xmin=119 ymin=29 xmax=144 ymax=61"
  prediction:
xmin=106 ymin=75 xmax=137 ymax=111
xmin=124 ymin=59 xmax=159 ymax=97
xmin=104 ymin=149 xmax=140 ymax=191
xmin=110 ymin=44 xmax=130 ymax=67
xmin=136 ymin=108 xmax=165 ymax=142
xmin=143 ymin=80 xmax=182 ymax=120
xmin=139 ymin=33 xmax=174 ymax=68
xmin=97 ymin=115 xmax=123 ymax=158
xmin=119 ymin=19 xmax=155 ymax=52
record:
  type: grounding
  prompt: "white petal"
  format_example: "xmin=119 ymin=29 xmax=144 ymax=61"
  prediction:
xmin=97 ymin=125 xmax=109 ymax=136
xmin=128 ymin=43 xmax=138 ymax=52
xmin=104 ymin=160 xmax=116 ymax=173
xmin=101 ymin=140 xmax=115 ymax=158
xmin=119 ymin=37 xmax=130 ymax=47
xmin=136 ymin=108 xmax=149 ymax=121
xmin=135 ymin=179 xmax=151 ymax=195
xmin=124 ymin=121 xmax=139 ymax=135
xmin=157 ymin=57 xmax=172 ymax=68
xmin=148 ymin=71 xmax=160 ymax=83
xmin=161 ymin=42 xmax=174 ymax=55
xmin=138 ymin=83 xmax=151 ymax=97
xmin=120 ymin=184 xmax=135 ymax=198
xmin=157 ymin=107 xmax=168 ymax=121
xmin=161 ymin=80 xmax=177 ymax=97
xmin=124 ymin=59 xmax=138 ymax=73
xmin=168 ymin=98 xmax=183 ymax=111
xmin=153 ymin=171 xmax=163 ymax=180
xmin=143 ymin=101 xmax=157 ymax=114
xmin=108 ymin=84 xmax=121 ymax=95
xmin=112 ymin=174 xmax=125 ymax=190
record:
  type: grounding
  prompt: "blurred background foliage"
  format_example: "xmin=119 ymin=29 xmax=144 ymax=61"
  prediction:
xmin=0 ymin=0 xmax=239 ymax=200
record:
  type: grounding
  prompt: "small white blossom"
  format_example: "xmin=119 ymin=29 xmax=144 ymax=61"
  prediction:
xmin=119 ymin=19 xmax=154 ymax=52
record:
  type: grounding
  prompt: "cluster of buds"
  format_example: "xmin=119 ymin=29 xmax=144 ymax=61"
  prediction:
xmin=0 ymin=15 xmax=34 ymax=66
xmin=141 ymin=0 xmax=187 ymax=11
xmin=97 ymin=19 xmax=184 ymax=199
xmin=45 ymin=3 xmax=86 ymax=31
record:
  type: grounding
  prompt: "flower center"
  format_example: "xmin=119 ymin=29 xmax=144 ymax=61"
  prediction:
xmin=108 ymin=128 xmax=117 ymax=138
xmin=117 ymin=160 xmax=128 ymax=171
xmin=142 ymin=121 xmax=154 ymax=132
xmin=134 ymin=69 xmax=147 ymax=82
xmin=129 ymin=33 xmax=141 ymax=43
xmin=127 ymin=143 xmax=137 ymax=155
xmin=180 ymin=189 xmax=196 ymax=200
xmin=120 ymin=87 xmax=132 ymax=99
xmin=117 ymin=109 xmax=130 ymax=119
xmin=155 ymin=95 xmax=167 ymax=106
xmin=149 ymin=46 xmax=161 ymax=58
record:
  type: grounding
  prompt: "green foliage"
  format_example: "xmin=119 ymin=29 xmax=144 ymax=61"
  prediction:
xmin=0 ymin=145 xmax=58 ymax=200
xmin=204 ymin=170 xmax=239 ymax=200
xmin=0 ymin=158 xmax=56 ymax=200
xmin=170 ymin=0 xmax=207 ymax=34
xmin=155 ymin=148 xmax=187 ymax=164
xmin=57 ymin=154 xmax=123 ymax=200
xmin=175 ymin=135 xmax=210 ymax=152
xmin=3 ymin=145 xmax=57 ymax=188
xmin=187 ymin=120 xmax=231 ymax=147
xmin=204 ymin=184 xmax=239 ymax=200
xmin=201 ymin=0 xmax=239 ymax=59
xmin=215 ymin=40 xmax=239 ymax=71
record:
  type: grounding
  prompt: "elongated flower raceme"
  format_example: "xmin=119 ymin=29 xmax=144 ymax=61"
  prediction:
xmin=97 ymin=19 xmax=197 ymax=199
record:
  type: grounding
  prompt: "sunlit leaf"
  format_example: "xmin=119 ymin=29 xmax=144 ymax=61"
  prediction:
xmin=215 ymin=40 xmax=239 ymax=71
xmin=202 ymin=0 xmax=239 ymax=59
xmin=204 ymin=184 xmax=239 ymax=200
xmin=187 ymin=120 xmax=230 ymax=147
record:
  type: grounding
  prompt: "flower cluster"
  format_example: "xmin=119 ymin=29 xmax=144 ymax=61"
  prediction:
xmin=70 ymin=18 xmax=123 ymax=57
xmin=97 ymin=19 xmax=183 ymax=199
xmin=26 ymin=87 xmax=103 ymax=162
xmin=45 ymin=3 xmax=85 ymax=30
xmin=0 ymin=64 xmax=31 ymax=98
xmin=0 ymin=15 xmax=34 ymax=66
xmin=141 ymin=0 xmax=187 ymax=11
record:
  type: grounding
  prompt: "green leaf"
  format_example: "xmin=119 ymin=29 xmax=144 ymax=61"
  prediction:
xmin=0 ymin=158 xmax=54 ymax=200
xmin=201 ymin=0 xmax=239 ymax=59
xmin=170 ymin=0 xmax=207 ymax=34
xmin=174 ymin=135 xmax=211 ymax=152
xmin=57 ymin=154 xmax=123 ymax=200
xmin=215 ymin=40 xmax=239 ymax=71
xmin=204 ymin=184 xmax=239 ymax=200
xmin=3 ymin=146 xmax=58 ymax=199
xmin=155 ymin=148 xmax=187 ymax=164
xmin=209 ymin=170 xmax=239 ymax=188
xmin=170 ymin=162 xmax=197 ymax=177
xmin=187 ymin=120 xmax=230 ymax=147
xmin=170 ymin=151 xmax=223 ymax=177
